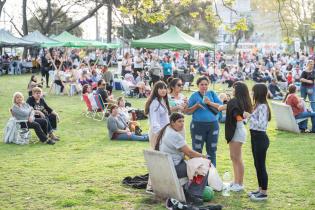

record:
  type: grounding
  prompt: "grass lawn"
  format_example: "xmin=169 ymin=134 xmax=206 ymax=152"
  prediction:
xmin=0 ymin=74 xmax=314 ymax=210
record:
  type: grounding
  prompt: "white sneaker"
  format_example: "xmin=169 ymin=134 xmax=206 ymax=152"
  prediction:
xmin=230 ymin=183 xmax=244 ymax=192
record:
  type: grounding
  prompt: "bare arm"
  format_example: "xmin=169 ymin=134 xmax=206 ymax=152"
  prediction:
xmin=180 ymin=145 xmax=205 ymax=159
xmin=184 ymin=103 xmax=205 ymax=114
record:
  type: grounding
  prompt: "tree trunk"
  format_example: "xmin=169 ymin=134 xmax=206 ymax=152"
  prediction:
xmin=22 ymin=0 xmax=28 ymax=36
xmin=22 ymin=0 xmax=28 ymax=59
xmin=0 ymin=0 xmax=6 ymax=18
xmin=107 ymin=2 xmax=112 ymax=43
xmin=64 ymin=3 xmax=104 ymax=33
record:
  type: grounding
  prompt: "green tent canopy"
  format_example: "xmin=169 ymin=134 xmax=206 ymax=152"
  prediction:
xmin=51 ymin=31 xmax=93 ymax=48
xmin=0 ymin=29 xmax=35 ymax=47
xmin=106 ymin=42 xmax=122 ymax=49
xmin=131 ymin=26 xmax=213 ymax=50
xmin=22 ymin=30 xmax=61 ymax=47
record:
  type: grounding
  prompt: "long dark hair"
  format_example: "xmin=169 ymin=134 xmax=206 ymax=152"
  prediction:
xmin=282 ymin=84 xmax=297 ymax=103
xmin=27 ymin=75 xmax=36 ymax=89
xmin=169 ymin=78 xmax=181 ymax=94
xmin=144 ymin=81 xmax=170 ymax=115
xmin=155 ymin=112 xmax=184 ymax=151
xmin=252 ymin=83 xmax=271 ymax=121
xmin=233 ymin=81 xmax=253 ymax=113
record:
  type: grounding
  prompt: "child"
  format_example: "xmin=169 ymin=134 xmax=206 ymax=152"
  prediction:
xmin=225 ymin=82 xmax=253 ymax=192
xmin=287 ymin=71 xmax=293 ymax=85
xmin=244 ymin=83 xmax=271 ymax=201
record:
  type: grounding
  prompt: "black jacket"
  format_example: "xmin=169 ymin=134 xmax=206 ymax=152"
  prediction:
xmin=225 ymin=98 xmax=244 ymax=143
xmin=26 ymin=96 xmax=53 ymax=116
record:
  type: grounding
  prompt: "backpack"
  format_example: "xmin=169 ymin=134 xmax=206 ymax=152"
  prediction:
xmin=134 ymin=109 xmax=147 ymax=120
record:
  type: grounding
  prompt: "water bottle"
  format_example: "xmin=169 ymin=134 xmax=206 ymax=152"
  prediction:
xmin=222 ymin=171 xmax=232 ymax=197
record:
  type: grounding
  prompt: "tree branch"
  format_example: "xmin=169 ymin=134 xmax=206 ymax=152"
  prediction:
xmin=64 ymin=3 xmax=105 ymax=32
xmin=277 ymin=0 xmax=289 ymax=38
xmin=221 ymin=0 xmax=237 ymax=15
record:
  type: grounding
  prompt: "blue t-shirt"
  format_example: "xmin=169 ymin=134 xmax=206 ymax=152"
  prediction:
xmin=188 ymin=91 xmax=222 ymax=122
xmin=161 ymin=62 xmax=173 ymax=76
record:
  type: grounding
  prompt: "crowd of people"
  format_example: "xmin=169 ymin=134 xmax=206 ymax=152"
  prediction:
xmin=5 ymin=46 xmax=315 ymax=207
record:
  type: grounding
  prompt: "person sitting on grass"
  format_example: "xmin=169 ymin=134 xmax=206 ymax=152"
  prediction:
xmin=155 ymin=112 xmax=209 ymax=206
xmin=26 ymin=87 xmax=60 ymax=141
xmin=117 ymin=97 xmax=142 ymax=135
xmin=12 ymin=92 xmax=55 ymax=145
xmin=268 ymin=79 xmax=283 ymax=100
xmin=107 ymin=105 xmax=149 ymax=141
xmin=284 ymin=84 xmax=315 ymax=133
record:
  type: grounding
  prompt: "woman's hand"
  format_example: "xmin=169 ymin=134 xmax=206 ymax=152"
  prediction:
xmin=203 ymin=97 xmax=211 ymax=105
xmin=195 ymin=103 xmax=206 ymax=110
xmin=126 ymin=131 xmax=132 ymax=136
xmin=243 ymin=111 xmax=251 ymax=119
xmin=28 ymin=116 xmax=33 ymax=123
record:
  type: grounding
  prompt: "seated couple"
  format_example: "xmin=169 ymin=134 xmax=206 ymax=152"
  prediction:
xmin=154 ymin=112 xmax=211 ymax=206
xmin=107 ymin=104 xmax=148 ymax=141
xmin=11 ymin=89 xmax=60 ymax=145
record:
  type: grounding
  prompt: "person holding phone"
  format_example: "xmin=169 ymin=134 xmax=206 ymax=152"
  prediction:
xmin=185 ymin=77 xmax=224 ymax=166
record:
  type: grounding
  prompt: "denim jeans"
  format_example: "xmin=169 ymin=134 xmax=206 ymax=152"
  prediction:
xmin=295 ymin=111 xmax=315 ymax=132
xmin=300 ymin=86 xmax=315 ymax=112
xmin=190 ymin=121 xmax=219 ymax=167
xmin=113 ymin=133 xmax=149 ymax=141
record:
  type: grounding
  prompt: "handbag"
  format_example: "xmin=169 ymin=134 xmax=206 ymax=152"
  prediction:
xmin=306 ymin=87 xmax=314 ymax=95
xmin=198 ymin=92 xmax=219 ymax=115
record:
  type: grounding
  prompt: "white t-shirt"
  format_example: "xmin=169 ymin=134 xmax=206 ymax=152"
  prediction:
xmin=134 ymin=55 xmax=144 ymax=69
xmin=159 ymin=126 xmax=186 ymax=165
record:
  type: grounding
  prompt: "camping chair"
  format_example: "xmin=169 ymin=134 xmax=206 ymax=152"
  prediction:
xmin=93 ymin=94 xmax=111 ymax=121
xmin=8 ymin=109 xmax=35 ymax=144
xmin=82 ymin=94 xmax=98 ymax=119
xmin=121 ymin=80 xmax=137 ymax=97
xmin=143 ymin=149 xmax=188 ymax=202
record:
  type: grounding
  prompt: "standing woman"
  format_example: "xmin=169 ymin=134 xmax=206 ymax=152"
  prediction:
xmin=300 ymin=60 xmax=315 ymax=111
xmin=144 ymin=81 xmax=171 ymax=193
xmin=121 ymin=52 xmax=132 ymax=77
xmin=185 ymin=77 xmax=223 ymax=166
xmin=168 ymin=78 xmax=187 ymax=113
xmin=225 ymin=82 xmax=252 ymax=192
xmin=244 ymin=83 xmax=271 ymax=201
xmin=161 ymin=56 xmax=173 ymax=83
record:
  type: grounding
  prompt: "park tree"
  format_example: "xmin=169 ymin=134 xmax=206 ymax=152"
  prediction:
xmin=115 ymin=0 xmax=221 ymax=42
xmin=18 ymin=0 xmax=108 ymax=37
xmin=0 ymin=0 xmax=6 ymax=17
xmin=252 ymin=0 xmax=315 ymax=49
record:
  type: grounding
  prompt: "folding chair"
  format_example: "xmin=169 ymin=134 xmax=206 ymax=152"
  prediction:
xmin=82 ymin=94 xmax=98 ymax=119
xmin=9 ymin=109 xmax=35 ymax=144
xmin=93 ymin=94 xmax=111 ymax=121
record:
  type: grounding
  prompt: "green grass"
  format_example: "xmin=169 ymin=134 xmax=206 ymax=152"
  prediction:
xmin=0 ymin=74 xmax=314 ymax=210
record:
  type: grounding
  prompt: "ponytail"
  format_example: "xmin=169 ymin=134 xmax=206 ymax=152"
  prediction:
xmin=154 ymin=123 xmax=170 ymax=151
xmin=154 ymin=112 xmax=185 ymax=151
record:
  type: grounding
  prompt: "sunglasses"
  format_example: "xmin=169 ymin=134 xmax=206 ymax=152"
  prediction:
xmin=101 ymin=83 xmax=106 ymax=86
xmin=176 ymin=83 xmax=183 ymax=87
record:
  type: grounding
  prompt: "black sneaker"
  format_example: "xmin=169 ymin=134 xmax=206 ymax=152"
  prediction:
xmin=247 ymin=190 xmax=260 ymax=197
xmin=250 ymin=192 xmax=268 ymax=201
xmin=46 ymin=139 xmax=55 ymax=145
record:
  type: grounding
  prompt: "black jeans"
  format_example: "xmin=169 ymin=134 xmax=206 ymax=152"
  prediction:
xmin=250 ymin=130 xmax=269 ymax=190
xmin=41 ymin=67 xmax=50 ymax=87
xmin=35 ymin=114 xmax=57 ymax=133
xmin=21 ymin=118 xmax=48 ymax=142
xmin=54 ymin=80 xmax=64 ymax=93
xmin=175 ymin=160 xmax=208 ymax=198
